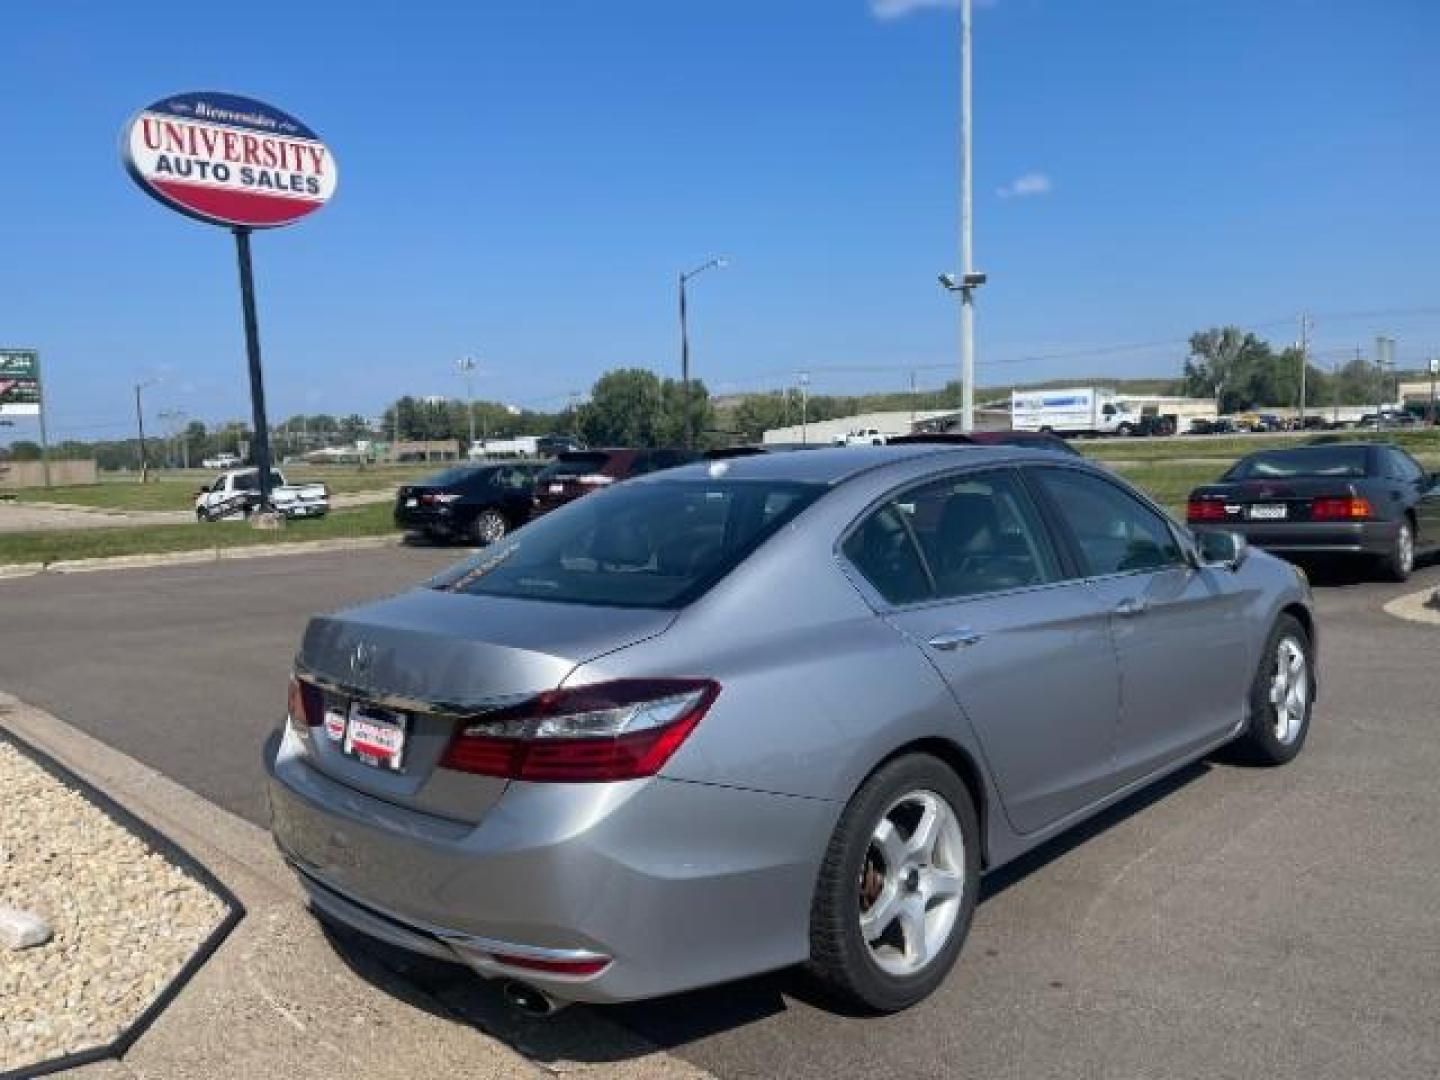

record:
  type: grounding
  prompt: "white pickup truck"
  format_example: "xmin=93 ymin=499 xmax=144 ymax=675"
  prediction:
xmin=195 ymin=468 xmax=330 ymax=522
xmin=831 ymin=427 xmax=891 ymax=447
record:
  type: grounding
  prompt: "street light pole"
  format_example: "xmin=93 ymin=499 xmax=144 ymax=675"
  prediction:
xmin=799 ymin=371 xmax=810 ymax=445
xmin=959 ymin=0 xmax=975 ymax=434
xmin=678 ymin=256 xmax=727 ymax=450
xmin=1297 ymin=313 xmax=1312 ymax=429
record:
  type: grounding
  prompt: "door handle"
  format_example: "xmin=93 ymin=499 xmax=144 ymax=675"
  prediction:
xmin=927 ymin=628 xmax=984 ymax=651
xmin=1113 ymin=596 xmax=1148 ymax=617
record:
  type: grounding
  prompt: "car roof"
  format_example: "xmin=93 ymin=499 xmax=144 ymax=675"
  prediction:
xmin=648 ymin=443 xmax=1062 ymax=486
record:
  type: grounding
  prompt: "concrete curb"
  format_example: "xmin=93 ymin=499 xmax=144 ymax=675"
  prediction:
xmin=0 ymin=694 xmax=713 ymax=1079
xmin=1383 ymin=586 xmax=1440 ymax=626
xmin=0 ymin=535 xmax=404 ymax=581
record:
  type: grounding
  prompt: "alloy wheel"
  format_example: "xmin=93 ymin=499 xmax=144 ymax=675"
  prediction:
xmin=858 ymin=790 xmax=965 ymax=977
xmin=1397 ymin=524 xmax=1415 ymax=576
xmin=1269 ymin=636 xmax=1309 ymax=745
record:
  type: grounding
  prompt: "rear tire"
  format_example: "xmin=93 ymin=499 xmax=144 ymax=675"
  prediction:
xmin=472 ymin=508 xmax=509 ymax=546
xmin=808 ymin=754 xmax=979 ymax=1013
xmin=1379 ymin=520 xmax=1415 ymax=582
xmin=1231 ymin=614 xmax=1313 ymax=766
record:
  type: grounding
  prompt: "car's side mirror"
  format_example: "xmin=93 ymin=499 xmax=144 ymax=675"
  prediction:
xmin=1197 ymin=530 xmax=1249 ymax=571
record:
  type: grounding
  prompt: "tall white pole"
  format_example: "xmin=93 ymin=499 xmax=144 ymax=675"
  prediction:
xmin=959 ymin=0 xmax=975 ymax=434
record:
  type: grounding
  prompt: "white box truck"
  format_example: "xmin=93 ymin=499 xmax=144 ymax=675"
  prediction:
xmin=1011 ymin=388 xmax=1139 ymax=437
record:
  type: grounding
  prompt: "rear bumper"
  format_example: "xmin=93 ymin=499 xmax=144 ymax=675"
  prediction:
xmin=1194 ymin=520 xmax=1399 ymax=557
xmin=266 ymin=726 xmax=835 ymax=1003
xmin=393 ymin=507 xmax=461 ymax=533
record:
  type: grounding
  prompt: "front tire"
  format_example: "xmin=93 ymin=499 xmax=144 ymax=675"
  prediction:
xmin=1379 ymin=520 xmax=1415 ymax=582
xmin=808 ymin=754 xmax=979 ymax=1012
xmin=1231 ymin=614 xmax=1313 ymax=766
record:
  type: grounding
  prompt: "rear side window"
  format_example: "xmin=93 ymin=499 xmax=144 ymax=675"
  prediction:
xmin=433 ymin=479 xmax=822 ymax=608
xmin=538 ymin=452 xmax=611 ymax=480
xmin=842 ymin=505 xmax=931 ymax=606
xmin=1388 ymin=449 xmax=1424 ymax=482
xmin=1033 ymin=469 xmax=1184 ymax=577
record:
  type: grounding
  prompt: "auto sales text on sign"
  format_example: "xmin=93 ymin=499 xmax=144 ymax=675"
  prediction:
xmin=122 ymin=92 xmax=338 ymax=229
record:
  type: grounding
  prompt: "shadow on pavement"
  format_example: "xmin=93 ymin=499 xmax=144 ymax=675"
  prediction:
xmin=311 ymin=758 xmax=1214 ymax=1066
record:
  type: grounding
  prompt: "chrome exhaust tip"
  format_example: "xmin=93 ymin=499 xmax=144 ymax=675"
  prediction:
xmin=502 ymin=980 xmax=567 ymax=1017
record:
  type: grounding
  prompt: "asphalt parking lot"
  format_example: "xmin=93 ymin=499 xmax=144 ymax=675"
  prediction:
xmin=2 ymin=549 xmax=1437 ymax=1079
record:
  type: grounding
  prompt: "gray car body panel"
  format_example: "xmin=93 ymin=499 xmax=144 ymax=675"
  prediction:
xmin=269 ymin=444 xmax=1316 ymax=1002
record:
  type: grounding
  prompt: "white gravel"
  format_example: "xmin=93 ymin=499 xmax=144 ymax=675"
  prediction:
xmin=0 ymin=741 xmax=229 ymax=1072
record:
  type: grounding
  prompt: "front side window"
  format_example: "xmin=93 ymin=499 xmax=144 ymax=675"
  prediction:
xmin=1034 ymin=468 xmax=1184 ymax=577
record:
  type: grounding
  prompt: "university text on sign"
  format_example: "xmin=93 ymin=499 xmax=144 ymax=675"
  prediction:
xmin=122 ymin=93 xmax=338 ymax=229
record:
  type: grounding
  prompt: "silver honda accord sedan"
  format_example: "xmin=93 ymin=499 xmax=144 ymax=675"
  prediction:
xmin=267 ymin=445 xmax=1316 ymax=1013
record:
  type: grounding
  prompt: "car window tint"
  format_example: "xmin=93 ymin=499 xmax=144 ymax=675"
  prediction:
xmin=1390 ymin=449 xmax=1423 ymax=482
xmin=539 ymin=452 xmax=611 ymax=480
xmin=842 ymin=504 xmax=932 ymax=606
xmin=433 ymin=479 xmax=823 ymax=608
xmin=901 ymin=471 xmax=1059 ymax=598
xmin=1035 ymin=469 xmax=1184 ymax=577
xmin=1224 ymin=446 xmax=1370 ymax=479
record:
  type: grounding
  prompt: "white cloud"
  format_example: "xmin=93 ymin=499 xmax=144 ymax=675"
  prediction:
xmin=869 ymin=0 xmax=993 ymax=20
xmin=997 ymin=172 xmax=1053 ymax=199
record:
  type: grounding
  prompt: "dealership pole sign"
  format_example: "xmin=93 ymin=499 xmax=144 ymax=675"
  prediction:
xmin=0 ymin=350 xmax=41 ymax=417
xmin=121 ymin=92 xmax=338 ymax=507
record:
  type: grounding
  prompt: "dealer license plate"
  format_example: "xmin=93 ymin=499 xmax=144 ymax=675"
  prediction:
xmin=405 ymin=497 xmax=418 ymax=508
xmin=549 ymin=483 xmax=564 ymax=494
xmin=1248 ymin=503 xmax=1288 ymax=520
xmin=342 ymin=703 xmax=409 ymax=771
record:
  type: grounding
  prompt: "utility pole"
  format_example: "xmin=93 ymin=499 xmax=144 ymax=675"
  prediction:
xmin=1297 ymin=313 xmax=1312 ymax=428
xmin=457 ymin=356 xmax=478 ymax=456
xmin=910 ymin=371 xmax=918 ymax=428
xmin=1429 ymin=356 xmax=1438 ymax=427
xmin=1375 ymin=336 xmax=1395 ymax=427
xmin=133 ymin=379 xmax=157 ymax=482
xmin=799 ymin=371 xmax=810 ymax=445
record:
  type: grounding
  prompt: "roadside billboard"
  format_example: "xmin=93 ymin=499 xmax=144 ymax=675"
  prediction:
xmin=0 ymin=349 xmax=41 ymax=416
xmin=121 ymin=92 xmax=338 ymax=230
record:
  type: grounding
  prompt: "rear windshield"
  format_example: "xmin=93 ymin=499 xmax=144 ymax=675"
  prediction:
xmin=422 ymin=466 xmax=484 ymax=487
xmin=431 ymin=479 xmax=824 ymax=608
xmin=1223 ymin=446 xmax=1370 ymax=480
xmin=538 ymin=452 xmax=611 ymax=480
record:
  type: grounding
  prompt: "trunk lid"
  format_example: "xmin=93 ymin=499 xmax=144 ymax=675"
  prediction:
xmin=1189 ymin=477 xmax=1364 ymax=523
xmin=295 ymin=587 xmax=676 ymax=823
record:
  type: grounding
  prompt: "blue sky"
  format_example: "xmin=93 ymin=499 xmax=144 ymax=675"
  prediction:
xmin=4 ymin=0 xmax=1439 ymax=443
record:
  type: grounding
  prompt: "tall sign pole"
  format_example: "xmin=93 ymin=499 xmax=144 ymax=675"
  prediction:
xmin=122 ymin=92 xmax=338 ymax=514
xmin=232 ymin=227 xmax=274 ymax=502
xmin=959 ymin=0 xmax=975 ymax=433
xmin=1297 ymin=313 xmax=1311 ymax=428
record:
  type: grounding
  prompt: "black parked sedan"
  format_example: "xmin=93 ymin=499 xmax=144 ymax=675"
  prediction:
xmin=1187 ymin=442 xmax=1440 ymax=581
xmin=394 ymin=463 xmax=542 ymax=545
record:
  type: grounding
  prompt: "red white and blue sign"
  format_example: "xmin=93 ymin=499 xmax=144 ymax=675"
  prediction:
xmin=122 ymin=92 xmax=338 ymax=229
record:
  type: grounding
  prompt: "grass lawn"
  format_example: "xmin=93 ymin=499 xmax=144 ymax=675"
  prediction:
xmin=0 ymin=502 xmax=400 ymax=565
xmin=1080 ymin=429 xmax=1440 ymax=465
xmin=9 ymin=464 xmax=438 ymax=513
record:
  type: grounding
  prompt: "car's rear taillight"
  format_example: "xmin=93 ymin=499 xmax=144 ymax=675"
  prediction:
xmin=287 ymin=674 xmax=324 ymax=733
xmin=1311 ymin=497 xmax=1372 ymax=521
xmin=439 ymin=679 xmax=719 ymax=782
xmin=1187 ymin=499 xmax=1229 ymax=522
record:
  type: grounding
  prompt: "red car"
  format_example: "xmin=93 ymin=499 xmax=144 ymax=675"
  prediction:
xmin=531 ymin=448 xmax=701 ymax=516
